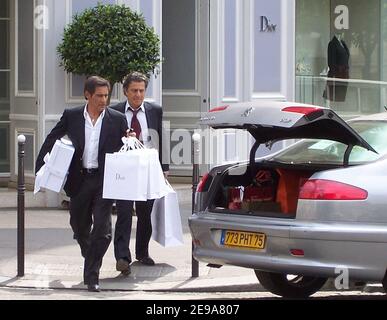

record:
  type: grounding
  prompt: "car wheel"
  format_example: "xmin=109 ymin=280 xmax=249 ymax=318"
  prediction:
xmin=255 ymin=270 xmax=327 ymax=298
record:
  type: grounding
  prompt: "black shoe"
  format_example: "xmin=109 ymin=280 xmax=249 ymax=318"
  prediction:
xmin=87 ymin=284 xmax=100 ymax=292
xmin=121 ymin=266 xmax=131 ymax=276
xmin=137 ymin=256 xmax=155 ymax=266
xmin=116 ymin=258 xmax=131 ymax=274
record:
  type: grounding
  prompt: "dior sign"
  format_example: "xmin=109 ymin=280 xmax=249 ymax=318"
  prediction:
xmin=260 ymin=16 xmax=277 ymax=32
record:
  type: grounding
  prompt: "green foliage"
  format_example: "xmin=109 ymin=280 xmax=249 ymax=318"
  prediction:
xmin=57 ymin=4 xmax=161 ymax=91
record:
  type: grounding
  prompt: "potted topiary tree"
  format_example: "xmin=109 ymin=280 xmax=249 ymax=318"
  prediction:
xmin=57 ymin=4 xmax=161 ymax=103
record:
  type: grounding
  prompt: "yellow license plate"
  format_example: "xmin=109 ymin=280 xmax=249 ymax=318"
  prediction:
xmin=221 ymin=230 xmax=266 ymax=249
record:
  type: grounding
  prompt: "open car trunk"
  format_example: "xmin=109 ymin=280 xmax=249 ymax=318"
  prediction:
xmin=201 ymin=102 xmax=378 ymax=218
xmin=209 ymin=162 xmax=340 ymax=218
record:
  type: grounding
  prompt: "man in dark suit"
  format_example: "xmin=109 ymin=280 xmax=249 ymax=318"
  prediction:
xmin=35 ymin=76 xmax=128 ymax=292
xmin=110 ymin=72 xmax=169 ymax=275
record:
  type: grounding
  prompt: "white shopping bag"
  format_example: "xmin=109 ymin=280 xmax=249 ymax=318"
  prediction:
xmin=147 ymin=148 xmax=169 ymax=200
xmin=103 ymin=137 xmax=169 ymax=201
xmin=103 ymin=149 xmax=149 ymax=201
xmin=34 ymin=138 xmax=75 ymax=194
xmin=151 ymin=182 xmax=184 ymax=247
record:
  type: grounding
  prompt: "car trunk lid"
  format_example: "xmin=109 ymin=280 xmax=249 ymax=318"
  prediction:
xmin=200 ymin=101 xmax=376 ymax=152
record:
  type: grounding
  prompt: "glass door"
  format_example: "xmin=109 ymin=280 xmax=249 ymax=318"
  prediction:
xmin=162 ymin=0 xmax=210 ymax=176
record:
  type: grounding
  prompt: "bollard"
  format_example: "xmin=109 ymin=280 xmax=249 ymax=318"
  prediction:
xmin=17 ymin=135 xmax=26 ymax=277
xmin=191 ymin=133 xmax=201 ymax=278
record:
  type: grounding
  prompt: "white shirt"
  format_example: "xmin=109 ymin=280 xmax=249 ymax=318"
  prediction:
xmin=82 ymin=105 xmax=105 ymax=169
xmin=125 ymin=101 xmax=150 ymax=146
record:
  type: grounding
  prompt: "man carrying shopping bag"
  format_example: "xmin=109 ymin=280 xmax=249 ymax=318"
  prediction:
xmin=35 ymin=76 xmax=129 ymax=292
xmin=110 ymin=72 xmax=169 ymax=275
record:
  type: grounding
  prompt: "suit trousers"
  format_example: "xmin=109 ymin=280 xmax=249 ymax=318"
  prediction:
xmin=69 ymin=172 xmax=113 ymax=285
xmin=114 ymin=199 xmax=155 ymax=262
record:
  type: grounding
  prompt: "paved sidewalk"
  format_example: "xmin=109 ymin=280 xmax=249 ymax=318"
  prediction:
xmin=0 ymin=191 xmax=258 ymax=293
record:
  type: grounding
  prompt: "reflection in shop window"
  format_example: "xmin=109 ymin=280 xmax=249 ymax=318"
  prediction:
xmin=0 ymin=125 xmax=9 ymax=173
xmin=162 ymin=0 xmax=196 ymax=91
xmin=0 ymin=21 xmax=9 ymax=70
xmin=0 ymin=0 xmax=9 ymax=18
xmin=17 ymin=0 xmax=34 ymax=93
xmin=139 ymin=0 xmax=155 ymax=99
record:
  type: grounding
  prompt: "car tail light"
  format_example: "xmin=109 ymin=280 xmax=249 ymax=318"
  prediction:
xmin=209 ymin=105 xmax=229 ymax=113
xmin=299 ymin=179 xmax=368 ymax=200
xmin=197 ymin=173 xmax=211 ymax=192
xmin=282 ymin=106 xmax=322 ymax=115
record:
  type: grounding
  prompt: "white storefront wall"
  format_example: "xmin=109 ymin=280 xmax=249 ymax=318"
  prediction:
xmin=208 ymin=0 xmax=295 ymax=168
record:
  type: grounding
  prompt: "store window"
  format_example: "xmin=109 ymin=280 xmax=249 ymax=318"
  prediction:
xmin=162 ymin=0 xmax=196 ymax=91
xmin=0 ymin=0 xmax=10 ymax=173
xmin=224 ymin=0 xmax=237 ymax=98
xmin=296 ymin=0 xmax=383 ymax=116
xmin=17 ymin=0 xmax=34 ymax=93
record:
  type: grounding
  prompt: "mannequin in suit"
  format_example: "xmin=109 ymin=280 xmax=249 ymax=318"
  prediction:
xmin=111 ymin=72 xmax=169 ymax=275
xmin=35 ymin=76 xmax=128 ymax=292
xmin=323 ymin=34 xmax=350 ymax=102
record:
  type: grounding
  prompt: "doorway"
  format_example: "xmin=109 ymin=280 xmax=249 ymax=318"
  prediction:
xmin=162 ymin=0 xmax=210 ymax=176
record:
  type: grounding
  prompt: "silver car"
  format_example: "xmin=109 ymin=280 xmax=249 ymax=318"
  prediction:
xmin=189 ymin=100 xmax=387 ymax=298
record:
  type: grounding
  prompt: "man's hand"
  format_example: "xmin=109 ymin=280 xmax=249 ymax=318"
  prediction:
xmin=163 ymin=171 xmax=169 ymax=179
xmin=126 ymin=129 xmax=137 ymax=138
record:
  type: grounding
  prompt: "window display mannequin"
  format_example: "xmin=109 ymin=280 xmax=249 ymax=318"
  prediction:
xmin=323 ymin=34 xmax=350 ymax=102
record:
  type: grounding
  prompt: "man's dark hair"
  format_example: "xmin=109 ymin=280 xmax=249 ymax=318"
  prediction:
xmin=84 ymin=76 xmax=110 ymax=97
xmin=123 ymin=72 xmax=149 ymax=91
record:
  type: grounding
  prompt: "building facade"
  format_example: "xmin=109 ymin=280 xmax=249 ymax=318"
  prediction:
xmin=1 ymin=0 xmax=385 ymax=205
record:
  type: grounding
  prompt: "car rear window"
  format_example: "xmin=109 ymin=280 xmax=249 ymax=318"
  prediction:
xmin=271 ymin=121 xmax=387 ymax=165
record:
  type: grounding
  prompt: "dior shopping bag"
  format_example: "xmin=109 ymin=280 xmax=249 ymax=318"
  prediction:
xmin=103 ymin=137 xmax=149 ymax=201
xmin=103 ymin=137 xmax=169 ymax=201
xmin=151 ymin=181 xmax=184 ymax=247
xmin=147 ymin=148 xmax=169 ymax=200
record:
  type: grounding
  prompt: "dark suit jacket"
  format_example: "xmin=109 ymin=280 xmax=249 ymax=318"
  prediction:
xmin=110 ymin=101 xmax=169 ymax=172
xmin=324 ymin=35 xmax=350 ymax=102
xmin=35 ymin=106 xmax=128 ymax=197
xmin=327 ymin=35 xmax=350 ymax=78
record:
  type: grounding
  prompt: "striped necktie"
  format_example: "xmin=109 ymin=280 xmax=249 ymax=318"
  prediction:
xmin=130 ymin=108 xmax=142 ymax=141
